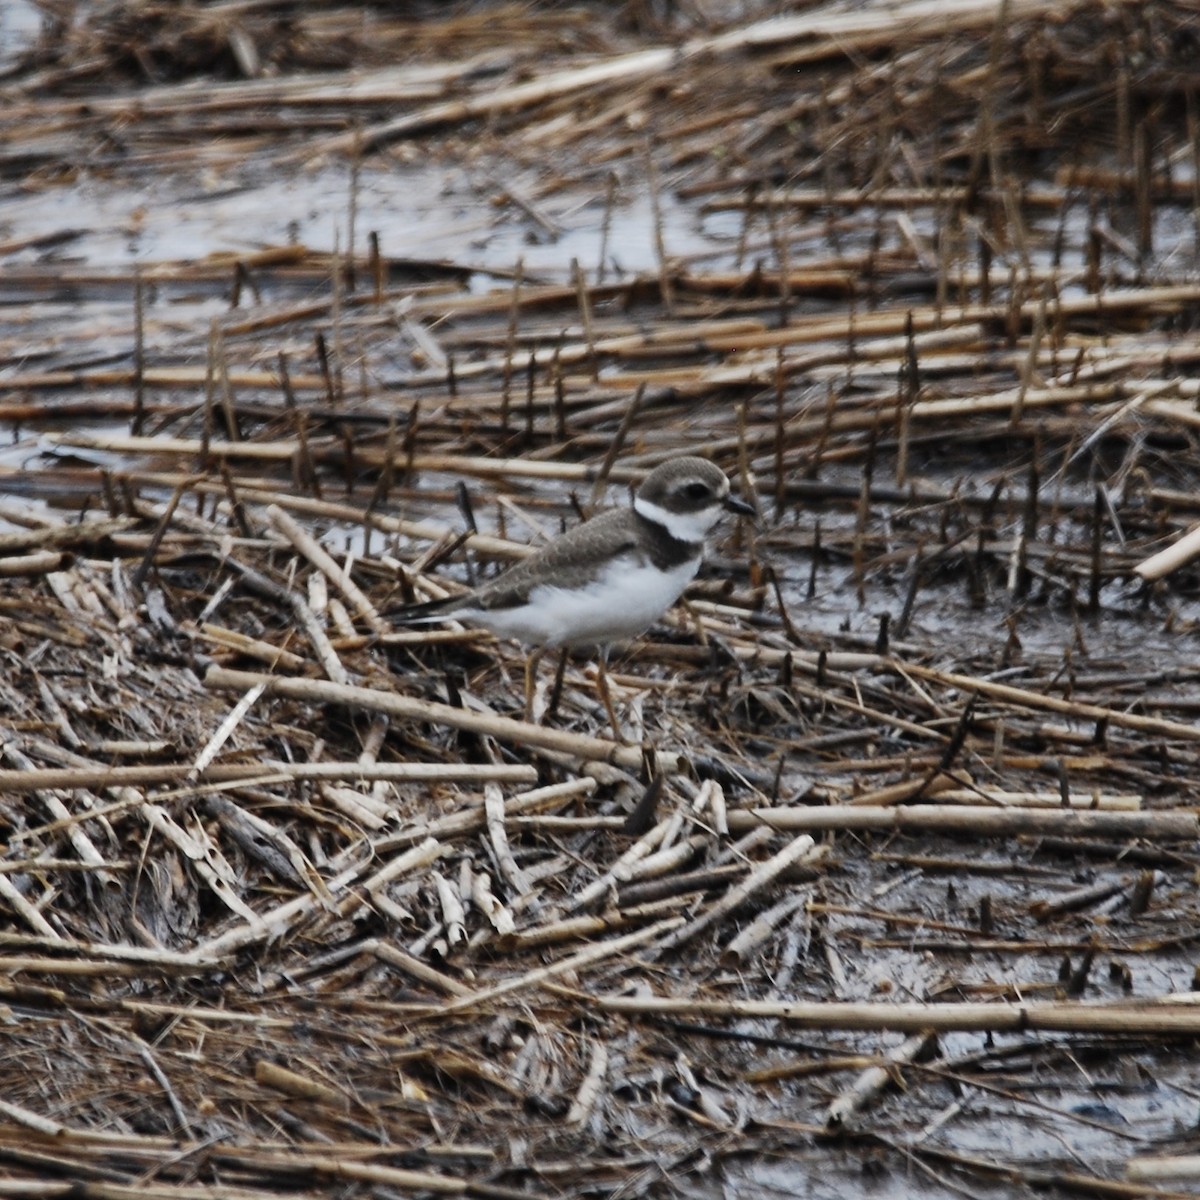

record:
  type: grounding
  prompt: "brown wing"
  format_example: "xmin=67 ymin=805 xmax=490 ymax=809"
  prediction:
xmin=470 ymin=509 xmax=641 ymax=612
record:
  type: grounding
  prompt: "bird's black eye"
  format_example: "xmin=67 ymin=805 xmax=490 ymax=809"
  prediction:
xmin=683 ymin=481 xmax=711 ymax=501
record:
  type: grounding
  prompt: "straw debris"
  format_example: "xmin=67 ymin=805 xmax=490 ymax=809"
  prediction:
xmin=2 ymin=0 xmax=1200 ymax=1195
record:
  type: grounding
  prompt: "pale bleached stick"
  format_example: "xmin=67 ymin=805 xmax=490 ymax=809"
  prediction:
xmin=355 ymin=713 xmax=393 ymax=818
xmin=721 ymin=890 xmax=810 ymax=966
xmin=620 ymin=835 xmax=707 ymax=888
xmin=825 ymin=1029 xmax=937 ymax=1130
xmin=502 ymin=778 xmax=598 ymax=809
xmin=590 ymin=994 xmax=1200 ymax=1035
xmin=848 ymin=774 xmax=1133 ymax=809
xmin=267 ymin=503 xmax=386 ymax=634
xmin=933 ymin=788 xmax=1141 ymax=811
xmin=0 ymin=931 xmax=212 ymax=968
xmin=371 ymin=940 xmax=472 ymax=997
xmin=430 ymin=871 xmax=467 ymax=948
xmin=563 ymin=818 xmax=671 ymax=914
xmin=396 ymin=302 xmax=449 ymax=368
xmin=566 ymin=1041 xmax=609 ymax=1126
xmin=229 ymin=558 xmax=350 ymax=685
xmin=471 ymin=869 xmax=515 ymax=935
xmin=484 ymin=782 xmax=533 ymax=897
xmin=704 ymin=184 xmax=1080 ymax=214
xmin=1029 ymin=876 xmax=1130 ymax=921
xmin=724 ymin=804 xmax=1197 ymax=840
xmin=703 ymin=0 xmax=1067 ymax=56
xmin=326 ymin=595 xmax=356 ymax=641
xmin=693 ymin=778 xmax=728 ymax=835
xmin=512 ymin=815 xmax=626 ymax=834
xmin=432 ymin=915 xmax=684 ymax=1016
xmin=195 ymin=621 xmax=309 ymax=670
xmin=368 ymin=886 xmax=411 ymax=929
xmin=902 ymin=659 xmax=1200 ymax=744
xmin=1135 ymin=523 xmax=1200 ymax=582
xmin=59 ymin=53 xmax=511 ymax=118
xmin=137 ymin=1038 xmax=193 ymax=1137
xmin=308 ymin=569 xmax=329 ymax=626
xmin=0 ymin=873 xmax=59 ymax=938
xmin=240 ymin=482 xmax=530 ymax=559
xmin=190 ymin=682 xmax=266 ymax=779
xmin=257 ymin=761 xmax=536 ymax=784
xmin=503 ymin=899 xmax=683 ymax=949
xmin=0 ymin=1098 xmax=69 ymax=1135
xmin=651 ymin=835 xmax=817 ymax=955
xmin=0 ymin=550 xmax=64 ymax=577
xmin=255 ymin=1059 xmax=343 ymax=1105
xmin=702 ymin=283 xmax=1200 ymax=362
xmin=320 ymin=784 xmax=391 ymax=830
xmin=1126 ymin=1156 xmax=1200 ymax=1182
xmin=0 ymin=954 xmax=196 ymax=977
xmin=291 ymin=591 xmax=349 ymax=685
xmin=0 ymin=1091 xmax=474 ymax=1192
xmin=338 ymin=838 xmax=448 ymax=919
xmin=66 ymin=432 xmax=617 ymax=485
xmin=264 ymin=1154 xmax=487 ymax=1195
xmin=204 ymin=666 xmax=662 ymax=772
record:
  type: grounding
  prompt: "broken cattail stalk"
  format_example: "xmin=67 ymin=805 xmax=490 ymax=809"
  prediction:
xmin=590 ymin=993 xmax=1200 ymax=1035
xmin=204 ymin=665 xmax=672 ymax=772
xmin=724 ymin=805 xmax=1196 ymax=840
xmin=825 ymin=1028 xmax=936 ymax=1130
xmin=650 ymin=835 xmax=818 ymax=955
xmin=1134 ymin=523 xmax=1200 ymax=582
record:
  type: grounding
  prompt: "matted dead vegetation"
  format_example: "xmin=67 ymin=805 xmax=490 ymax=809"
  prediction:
xmin=2 ymin=0 xmax=1200 ymax=1196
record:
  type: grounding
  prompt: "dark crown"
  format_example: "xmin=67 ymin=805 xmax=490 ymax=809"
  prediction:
xmin=636 ymin=457 xmax=730 ymax=512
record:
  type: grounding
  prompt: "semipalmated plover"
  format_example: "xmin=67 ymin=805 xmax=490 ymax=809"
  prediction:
xmin=393 ymin=456 xmax=755 ymax=727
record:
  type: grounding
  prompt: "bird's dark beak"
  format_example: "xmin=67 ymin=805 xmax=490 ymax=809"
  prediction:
xmin=724 ymin=494 xmax=757 ymax=518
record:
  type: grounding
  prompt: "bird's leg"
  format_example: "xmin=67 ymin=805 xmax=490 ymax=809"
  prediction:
xmin=547 ymin=649 xmax=568 ymax=719
xmin=595 ymin=647 xmax=623 ymax=741
xmin=523 ymin=648 xmax=544 ymax=722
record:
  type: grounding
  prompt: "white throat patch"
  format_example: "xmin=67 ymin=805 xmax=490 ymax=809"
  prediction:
xmin=634 ymin=495 xmax=722 ymax=544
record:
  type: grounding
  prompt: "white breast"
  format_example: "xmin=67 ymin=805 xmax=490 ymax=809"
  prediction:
xmin=473 ymin=552 xmax=701 ymax=648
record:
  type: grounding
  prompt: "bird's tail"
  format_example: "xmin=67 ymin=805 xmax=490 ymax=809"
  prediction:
xmin=387 ymin=594 xmax=465 ymax=626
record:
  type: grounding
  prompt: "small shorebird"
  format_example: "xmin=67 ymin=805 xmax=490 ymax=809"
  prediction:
xmin=392 ymin=456 xmax=755 ymax=730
